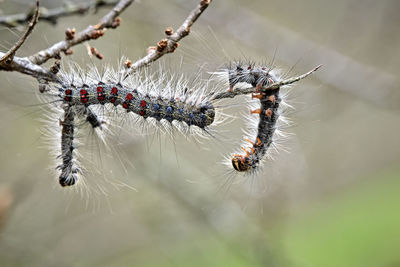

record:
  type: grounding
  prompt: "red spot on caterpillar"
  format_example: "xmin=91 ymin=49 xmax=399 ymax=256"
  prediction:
xmin=251 ymin=109 xmax=262 ymax=115
xmin=97 ymin=87 xmax=105 ymax=101
xmin=122 ymin=102 xmax=129 ymax=109
xmin=139 ymin=110 xmax=145 ymax=116
xmin=80 ymin=89 xmax=88 ymax=104
xmin=140 ymin=100 xmax=147 ymax=107
xmin=110 ymin=87 xmax=118 ymax=103
xmin=64 ymin=89 xmax=72 ymax=102
xmin=126 ymin=93 xmax=133 ymax=101
xmin=111 ymin=87 xmax=118 ymax=95
xmin=265 ymin=108 xmax=273 ymax=117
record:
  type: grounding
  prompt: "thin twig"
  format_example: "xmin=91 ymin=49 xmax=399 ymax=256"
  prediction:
xmin=28 ymin=0 xmax=133 ymax=65
xmin=128 ymin=0 xmax=211 ymax=73
xmin=210 ymin=65 xmax=322 ymax=101
xmin=0 ymin=0 xmax=119 ymax=27
xmin=0 ymin=0 xmax=39 ymax=64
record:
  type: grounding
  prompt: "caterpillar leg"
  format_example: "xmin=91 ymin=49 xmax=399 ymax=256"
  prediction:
xmin=84 ymin=107 xmax=104 ymax=129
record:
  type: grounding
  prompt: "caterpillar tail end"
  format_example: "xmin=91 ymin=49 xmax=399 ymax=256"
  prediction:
xmin=59 ymin=169 xmax=79 ymax=187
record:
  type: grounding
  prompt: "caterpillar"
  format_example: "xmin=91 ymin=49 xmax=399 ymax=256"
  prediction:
xmin=216 ymin=61 xmax=285 ymax=173
xmin=57 ymin=64 xmax=216 ymax=130
xmin=231 ymin=86 xmax=281 ymax=172
xmin=41 ymin=61 xmax=223 ymax=187
xmin=59 ymin=78 xmax=215 ymax=129
xmin=57 ymin=105 xmax=80 ymax=186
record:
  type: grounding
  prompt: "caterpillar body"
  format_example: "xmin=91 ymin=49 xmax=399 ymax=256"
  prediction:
xmin=59 ymin=81 xmax=215 ymax=129
xmin=57 ymin=105 xmax=80 ymax=187
xmin=216 ymin=61 xmax=284 ymax=173
xmin=231 ymin=87 xmax=281 ymax=172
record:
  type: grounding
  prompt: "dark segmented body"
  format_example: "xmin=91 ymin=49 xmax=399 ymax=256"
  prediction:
xmin=229 ymin=64 xmax=281 ymax=172
xmin=57 ymin=106 xmax=80 ymax=186
xmin=60 ymin=83 xmax=215 ymax=129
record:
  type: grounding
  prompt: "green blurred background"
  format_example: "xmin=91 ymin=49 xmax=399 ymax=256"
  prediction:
xmin=0 ymin=0 xmax=399 ymax=266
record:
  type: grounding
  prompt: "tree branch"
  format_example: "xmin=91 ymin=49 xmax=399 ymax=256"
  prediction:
xmin=0 ymin=52 xmax=58 ymax=81
xmin=0 ymin=0 xmax=132 ymax=83
xmin=28 ymin=0 xmax=134 ymax=65
xmin=0 ymin=0 xmax=120 ymax=27
xmin=128 ymin=0 xmax=211 ymax=73
xmin=0 ymin=0 xmax=39 ymax=64
xmin=210 ymin=65 xmax=322 ymax=101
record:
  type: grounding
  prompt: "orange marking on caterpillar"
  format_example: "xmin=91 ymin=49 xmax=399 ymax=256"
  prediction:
xmin=265 ymin=108 xmax=273 ymax=117
xmin=252 ymin=93 xmax=263 ymax=100
xmin=245 ymin=138 xmax=255 ymax=145
xmin=241 ymin=146 xmax=249 ymax=156
xmin=256 ymin=137 xmax=262 ymax=146
xmin=251 ymin=109 xmax=262 ymax=115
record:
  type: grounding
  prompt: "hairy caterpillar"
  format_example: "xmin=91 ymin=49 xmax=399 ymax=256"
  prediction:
xmin=58 ymin=105 xmax=80 ymax=186
xmin=215 ymin=61 xmax=286 ymax=173
xmin=41 ymin=61 xmax=224 ymax=187
xmin=231 ymin=86 xmax=281 ymax=172
xmin=59 ymin=77 xmax=215 ymax=129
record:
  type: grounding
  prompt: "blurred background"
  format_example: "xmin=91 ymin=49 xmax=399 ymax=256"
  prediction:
xmin=0 ymin=0 xmax=399 ymax=266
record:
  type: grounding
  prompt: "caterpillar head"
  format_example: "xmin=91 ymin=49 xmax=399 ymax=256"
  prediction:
xmin=231 ymin=154 xmax=251 ymax=172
